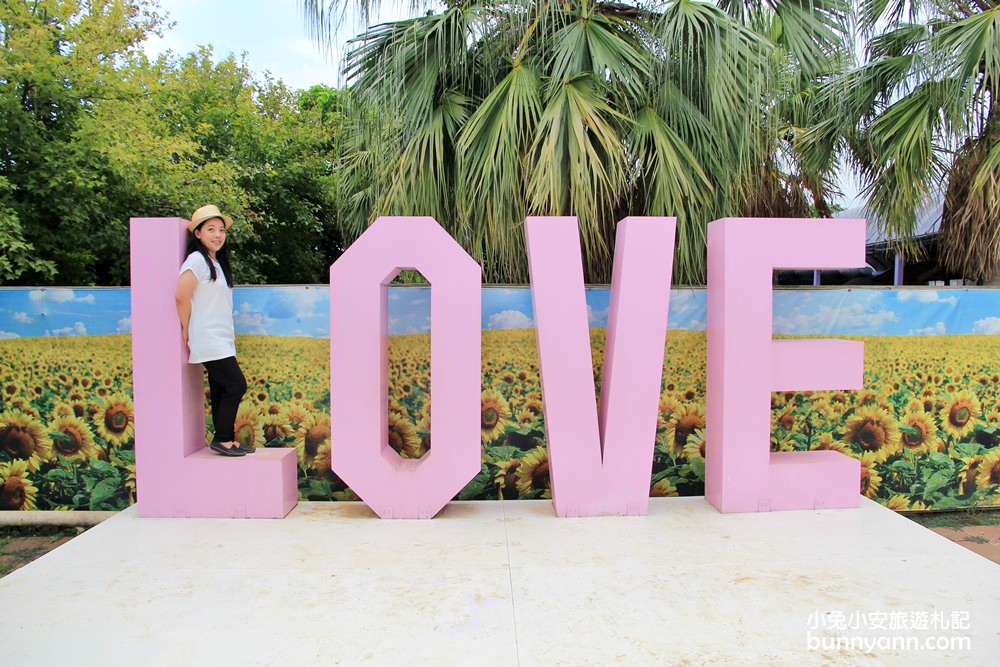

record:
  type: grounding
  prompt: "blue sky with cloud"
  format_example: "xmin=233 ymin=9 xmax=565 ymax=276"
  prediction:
xmin=3 ymin=286 xmax=999 ymax=340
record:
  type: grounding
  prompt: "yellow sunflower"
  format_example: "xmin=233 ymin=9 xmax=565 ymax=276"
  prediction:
xmin=898 ymin=411 xmax=943 ymax=454
xmin=0 ymin=459 xmax=38 ymax=510
xmin=232 ymin=403 xmax=263 ymax=449
xmin=480 ymin=388 xmax=512 ymax=444
xmin=884 ymin=495 xmax=911 ymax=511
xmin=657 ymin=392 xmax=682 ymax=430
xmin=662 ymin=404 xmax=706 ymax=458
xmin=281 ymin=400 xmax=313 ymax=431
xmin=682 ymin=428 xmax=706 ymax=461
xmin=260 ymin=412 xmax=292 ymax=445
xmin=0 ymin=410 xmax=52 ymax=471
xmin=974 ymin=449 xmax=1000 ymax=491
xmin=842 ymin=405 xmax=900 ymax=462
xmin=2 ymin=379 xmax=21 ymax=401
xmin=858 ymin=452 xmax=882 ymax=499
xmin=495 ymin=458 xmax=520 ymax=500
xmin=958 ymin=454 xmax=983 ymax=496
xmin=294 ymin=413 xmax=331 ymax=467
xmin=939 ymin=390 xmax=982 ymax=440
xmin=810 ymin=432 xmax=851 ymax=455
xmin=515 ymin=447 xmax=551 ymax=498
xmin=415 ymin=411 xmax=431 ymax=453
xmin=515 ymin=408 xmax=538 ymax=427
xmin=312 ymin=440 xmax=332 ymax=475
xmin=650 ymin=478 xmax=679 ymax=497
xmin=50 ymin=414 xmax=99 ymax=461
xmin=49 ymin=402 xmax=75 ymax=419
xmin=387 ymin=412 xmax=423 ymax=459
xmin=92 ymin=393 xmax=135 ymax=446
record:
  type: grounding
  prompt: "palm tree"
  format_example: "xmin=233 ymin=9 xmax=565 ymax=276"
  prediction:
xmin=304 ymin=0 xmax=852 ymax=284
xmin=811 ymin=0 xmax=1000 ymax=283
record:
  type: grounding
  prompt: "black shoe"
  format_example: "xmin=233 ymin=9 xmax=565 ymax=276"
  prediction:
xmin=237 ymin=442 xmax=256 ymax=454
xmin=210 ymin=440 xmax=246 ymax=457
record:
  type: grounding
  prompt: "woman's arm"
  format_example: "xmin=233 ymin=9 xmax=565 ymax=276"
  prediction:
xmin=175 ymin=270 xmax=198 ymax=347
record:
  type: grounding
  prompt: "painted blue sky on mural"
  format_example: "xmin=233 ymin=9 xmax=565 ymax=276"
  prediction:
xmin=1 ymin=287 xmax=999 ymax=339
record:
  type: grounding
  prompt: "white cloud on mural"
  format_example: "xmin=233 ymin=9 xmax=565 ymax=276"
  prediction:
xmin=972 ymin=317 xmax=1000 ymax=335
xmin=487 ymin=310 xmax=533 ymax=330
xmin=909 ymin=322 xmax=946 ymax=336
xmin=47 ymin=322 xmax=88 ymax=336
xmin=233 ymin=302 xmax=274 ymax=334
xmin=12 ymin=312 xmax=32 ymax=323
xmin=896 ymin=290 xmax=957 ymax=306
xmin=774 ymin=302 xmax=899 ymax=335
xmin=117 ymin=317 xmax=132 ymax=333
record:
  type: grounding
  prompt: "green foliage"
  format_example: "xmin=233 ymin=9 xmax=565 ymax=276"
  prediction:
xmin=325 ymin=1 xmax=852 ymax=285
xmin=0 ymin=0 xmax=345 ymax=287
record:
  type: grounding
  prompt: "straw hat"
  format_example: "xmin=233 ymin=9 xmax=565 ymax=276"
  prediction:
xmin=188 ymin=204 xmax=233 ymax=233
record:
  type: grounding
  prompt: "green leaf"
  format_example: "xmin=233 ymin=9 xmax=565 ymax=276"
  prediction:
xmin=89 ymin=479 xmax=120 ymax=510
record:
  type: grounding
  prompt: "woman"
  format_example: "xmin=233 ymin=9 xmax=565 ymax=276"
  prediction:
xmin=175 ymin=204 xmax=252 ymax=457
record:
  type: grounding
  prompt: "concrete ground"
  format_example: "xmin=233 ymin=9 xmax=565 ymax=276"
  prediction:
xmin=2 ymin=497 xmax=998 ymax=666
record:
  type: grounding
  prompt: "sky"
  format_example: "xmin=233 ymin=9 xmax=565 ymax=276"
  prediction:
xmin=3 ymin=286 xmax=1000 ymax=340
xmin=141 ymin=0 xmax=409 ymax=90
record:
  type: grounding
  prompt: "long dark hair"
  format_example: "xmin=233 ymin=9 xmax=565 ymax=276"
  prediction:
xmin=185 ymin=222 xmax=234 ymax=288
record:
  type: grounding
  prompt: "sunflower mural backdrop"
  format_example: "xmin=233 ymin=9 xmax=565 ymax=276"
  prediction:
xmin=2 ymin=286 xmax=1000 ymax=512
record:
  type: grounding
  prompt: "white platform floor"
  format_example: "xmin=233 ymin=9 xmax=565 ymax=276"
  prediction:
xmin=2 ymin=497 xmax=998 ymax=666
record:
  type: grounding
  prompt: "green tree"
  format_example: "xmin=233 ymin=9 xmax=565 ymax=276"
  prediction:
xmin=1 ymin=0 xmax=345 ymax=286
xmin=810 ymin=0 xmax=1000 ymax=282
xmin=305 ymin=0 xmax=852 ymax=284
xmin=0 ymin=0 xmax=164 ymax=285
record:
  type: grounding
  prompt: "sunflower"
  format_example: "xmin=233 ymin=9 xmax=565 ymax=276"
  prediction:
xmin=682 ymin=428 xmax=706 ymax=460
xmin=294 ymin=413 xmax=331 ymax=467
xmin=387 ymin=412 xmax=423 ymax=458
xmin=516 ymin=408 xmax=538 ymax=427
xmin=480 ymin=388 xmax=512 ymax=444
xmin=842 ymin=405 xmax=900 ymax=462
xmin=973 ymin=449 xmax=1000 ymax=492
xmin=495 ymin=458 xmax=520 ymax=499
xmin=49 ymin=402 xmax=75 ymax=419
xmin=260 ymin=412 xmax=292 ymax=445
xmin=810 ymin=432 xmax=851 ymax=455
xmin=515 ymin=447 xmax=551 ymax=498
xmin=0 ymin=410 xmax=52 ymax=471
xmin=232 ymin=403 xmax=263 ymax=449
xmin=858 ymin=452 xmax=882 ymax=499
xmin=415 ymin=411 xmax=431 ymax=452
xmin=312 ymin=441 xmax=332 ymax=475
xmin=772 ymin=406 xmax=797 ymax=432
xmin=50 ymin=414 xmax=99 ymax=461
xmin=92 ymin=393 xmax=134 ymax=446
xmin=958 ymin=454 xmax=983 ymax=497
xmin=657 ymin=392 xmax=682 ymax=430
xmin=2 ymin=379 xmax=20 ymax=400
xmin=0 ymin=459 xmax=38 ymax=510
xmin=662 ymin=404 xmax=706 ymax=458
xmin=898 ymin=411 xmax=943 ymax=454
xmin=281 ymin=400 xmax=312 ymax=431
xmin=522 ymin=399 xmax=543 ymax=417
xmin=884 ymin=495 xmax=911 ymax=511
xmin=650 ymin=478 xmax=679 ymax=497
xmin=939 ymin=390 xmax=982 ymax=440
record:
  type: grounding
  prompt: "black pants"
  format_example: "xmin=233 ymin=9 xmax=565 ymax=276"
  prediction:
xmin=202 ymin=356 xmax=247 ymax=442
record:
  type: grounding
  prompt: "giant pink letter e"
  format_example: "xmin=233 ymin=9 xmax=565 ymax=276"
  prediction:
xmin=705 ymin=218 xmax=865 ymax=513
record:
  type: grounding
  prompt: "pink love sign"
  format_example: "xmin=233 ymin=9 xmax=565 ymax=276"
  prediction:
xmin=130 ymin=215 xmax=865 ymax=519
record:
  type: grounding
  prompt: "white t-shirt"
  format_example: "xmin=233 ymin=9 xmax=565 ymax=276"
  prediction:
xmin=179 ymin=252 xmax=236 ymax=364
